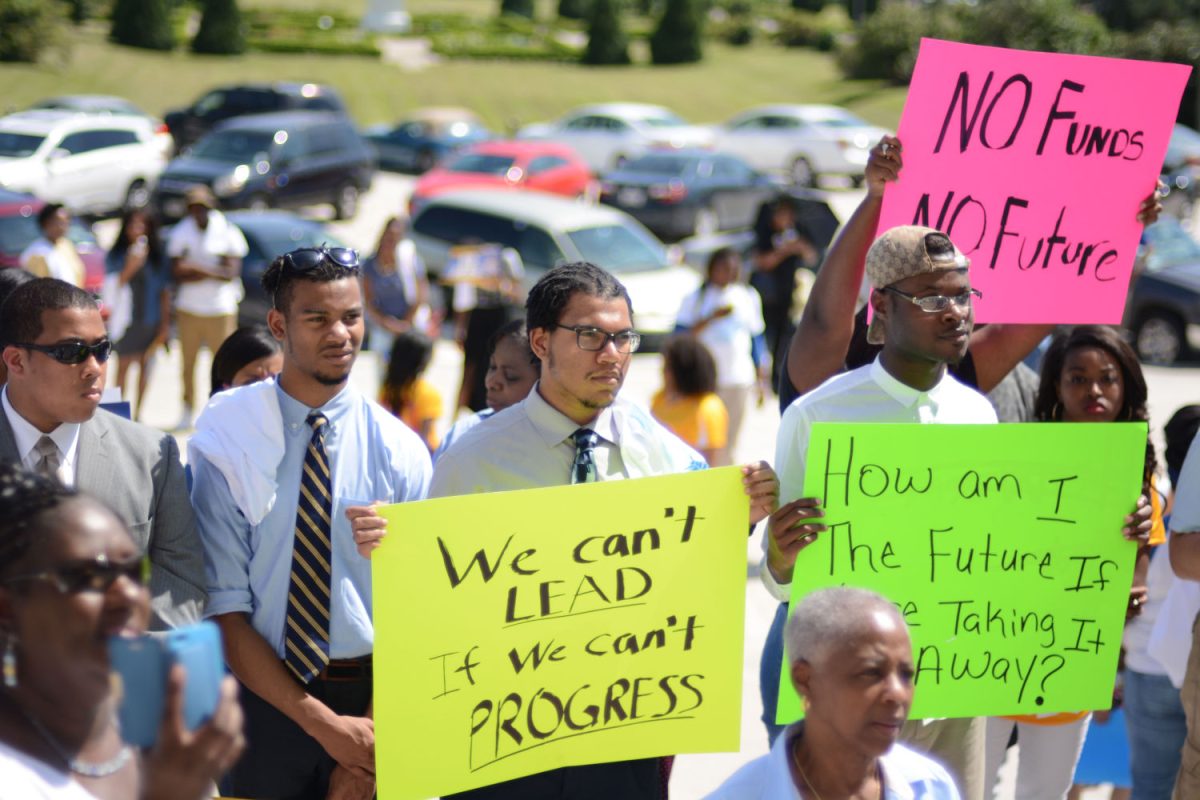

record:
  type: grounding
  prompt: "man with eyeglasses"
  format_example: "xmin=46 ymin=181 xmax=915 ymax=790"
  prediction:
xmin=188 ymin=246 xmax=432 ymax=800
xmin=762 ymin=225 xmax=999 ymax=800
xmin=365 ymin=261 xmax=780 ymax=800
xmin=0 ymin=277 xmax=206 ymax=631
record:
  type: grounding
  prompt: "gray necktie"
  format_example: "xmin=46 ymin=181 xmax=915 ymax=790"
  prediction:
xmin=33 ymin=436 xmax=60 ymax=481
xmin=571 ymin=428 xmax=599 ymax=485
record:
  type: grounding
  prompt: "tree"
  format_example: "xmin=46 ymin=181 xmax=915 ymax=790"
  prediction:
xmin=650 ymin=0 xmax=702 ymax=65
xmin=0 ymin=0 xmax=69 ymax=62
xmin=792 ymin=0 xmax=825 ymax=9
xmin=1093 ymin=0 xmax=1200 ymax=32
xmin=558 ymin=0 xmax=591 ymax=20
xmin=582 ymin=0 xmax=630 ymax=65
xmin=111 ymin=0 xmax=175 ymax=51
xmin=500 ymin=0 xmax=535 ymax=18
xmin=192 ymin=0 xmax=245 ymax=54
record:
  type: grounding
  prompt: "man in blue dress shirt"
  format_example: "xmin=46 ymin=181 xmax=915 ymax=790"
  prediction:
xmin=189 ymin=246 xmax=432 ymax=800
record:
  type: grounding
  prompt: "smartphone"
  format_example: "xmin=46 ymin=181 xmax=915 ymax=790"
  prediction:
xmin=109 ymin=621 xmax=225 ymax=748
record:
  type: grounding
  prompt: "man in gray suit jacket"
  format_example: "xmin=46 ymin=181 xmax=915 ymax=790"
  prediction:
xmin=0 ymin=278 xmax=205 ymax=629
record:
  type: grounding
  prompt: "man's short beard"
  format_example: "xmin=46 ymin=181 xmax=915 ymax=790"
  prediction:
xmin=313 ymin=371 xmax=349 ymax=387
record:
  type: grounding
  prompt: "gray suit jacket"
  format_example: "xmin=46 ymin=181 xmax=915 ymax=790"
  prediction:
xmin=0 ymin=407 xmax=207 ymax=630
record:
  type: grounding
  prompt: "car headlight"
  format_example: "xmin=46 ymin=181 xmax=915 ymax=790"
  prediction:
xmin=213 ymin=164 xmax=250 ymax=197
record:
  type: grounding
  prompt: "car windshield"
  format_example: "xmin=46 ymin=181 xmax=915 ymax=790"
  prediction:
xmin=447 ymin=153 xmax=516 ymax=175
xmin=243 ymin=219 xmax=349 ymax=263
xmin=623 ymin=156 xmax=691 ymax=176
xmin=809 ymin=110 xmax=871 ymax=128
xmin=1141 ymin=219 xmax=1200 ymax=272
xmin=638 ymin=113 xmax=687 ymax=128
xmin=567 ymin=224 xmax=666 ymax=274
xmin=191 ymin=130 xmax=276 ymax=163
xmin=0 ymin=133 xmax=46 ymax=158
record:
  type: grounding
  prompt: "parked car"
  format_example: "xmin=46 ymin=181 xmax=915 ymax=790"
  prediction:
xmin=164 ymin=83 xmax=347 ymax=151
xmin=363 ymin=107 xmax=491 ymax=173
xmin=1123 ymin=217 xmax=1200 ymax=365
xmin=599 ymin=150 xmax=776 ymax=240
xmin=409 ymin=140 xmax=594 ymax=215
xmin=712 ymin=104 xmax=889 ymax=187
xmin=26 ymin=94 xmax=174 ymax=157
xmin=410 ymin=189 xmax=700 ymax=343
xmin=0 ymin=110 xmax=168 ymax=216
xmin=0 ymin=188 xmax=105 ymax=292
xmin=154 ymin=111 xmax=375 ymax=221
xmin=518 ymin=103 xmax=714 ymax=173
xmin=1160 ymin=124 xmax=1200 ymax=224
xmin=217 ymin=210 xmax=352 ymax=326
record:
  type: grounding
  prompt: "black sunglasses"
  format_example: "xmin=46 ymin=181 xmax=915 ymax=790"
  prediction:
xmin=5 ymin=555 xmax=148 ymax=594
xmin=281 ymin=246 xmax=361 ymax=274
xmin=15 ymin=339 xmax=112 ymax=365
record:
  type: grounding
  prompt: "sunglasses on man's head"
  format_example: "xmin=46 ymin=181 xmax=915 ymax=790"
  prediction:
xmin=281 ymin=246 xmax=361 ymax=274
xmin=15 ymin=339 xmax=112 ymax=365
xmin=4 ymin=554 xmax=148 ymax=594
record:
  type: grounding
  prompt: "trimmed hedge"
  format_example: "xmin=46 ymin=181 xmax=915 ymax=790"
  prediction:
xmin=192 ymin=0 xmax=246 ymax=55
xmin=583 ymin=0 xmax=630 ymax=65
xmin=650 ymin=0 xmax=703 ymax=64
xmin=0 ymin=0 xmax=69 ymax=62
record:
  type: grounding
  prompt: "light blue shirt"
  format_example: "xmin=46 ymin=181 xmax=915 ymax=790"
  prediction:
xmin=706 ymin=722 xmax=961 ymax=800
xmin=432 ymin=408 xmax=493 ymax=464
xmin=192 ymin=383 xmax=432 ymax=659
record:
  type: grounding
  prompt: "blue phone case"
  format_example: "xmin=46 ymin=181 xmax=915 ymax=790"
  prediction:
xmin=109 ymin=621 xmax=225 ymax=748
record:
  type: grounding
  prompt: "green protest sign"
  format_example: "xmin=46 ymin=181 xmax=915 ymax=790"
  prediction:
xmin=776 ymin=422 xmax=1146 ymax=723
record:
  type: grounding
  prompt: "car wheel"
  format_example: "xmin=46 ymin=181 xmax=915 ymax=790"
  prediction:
xmin=123 ymin=180 xmax=150 ymax=212
xmin=789 ymin=156 xmax=816 ymax=188
xmin=415 ymin=149 xmax=437 ymax=173
xmin=1135 ymin=311 xmax=1185 ymax=365
xmin=694 ymin=204 xmax=720 ymax=238
xmin=333 ymin=183 xmax=359 ymax=220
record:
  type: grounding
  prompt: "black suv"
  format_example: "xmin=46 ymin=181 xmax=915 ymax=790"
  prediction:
xmin=153 ymin=111 xmax=375 ymax=221
xmin=164 ymin=83 xmax=347 ymax=151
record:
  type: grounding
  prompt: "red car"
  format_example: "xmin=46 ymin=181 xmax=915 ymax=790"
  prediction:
xmin=409 ymin=141 xmax=595 ymax=215
xmin=0 ymin=189 xmax=105 ymax=293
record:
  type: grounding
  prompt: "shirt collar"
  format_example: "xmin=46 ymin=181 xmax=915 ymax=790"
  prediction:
xmin=275 ymin=381 xmax=356 ymax=435
xmin=524 ymin=382 xmax=619 ymax=449
xmin=868 ymin=357 xmax=948 ymax=414
xmin=1 ymin=385 xmax=81 ymax=462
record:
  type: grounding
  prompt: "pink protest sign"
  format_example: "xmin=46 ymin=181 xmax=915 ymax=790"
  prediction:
xmin=878 ymin=38 xmax=1190 ymax=323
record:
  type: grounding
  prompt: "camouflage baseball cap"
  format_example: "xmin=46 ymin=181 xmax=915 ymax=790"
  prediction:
xmin=865 ymin=225 xmax=969 ymax=345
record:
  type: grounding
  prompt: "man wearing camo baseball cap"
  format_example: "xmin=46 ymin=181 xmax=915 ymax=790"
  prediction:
xmin=763 ymin=226 xmax=997 ymax=799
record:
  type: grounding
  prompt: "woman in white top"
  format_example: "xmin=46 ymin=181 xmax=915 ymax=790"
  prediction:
xmin=0 ymin=466 xmax=244 ymax=799
xmin=674 ymin=246 xmax=769 ymax=463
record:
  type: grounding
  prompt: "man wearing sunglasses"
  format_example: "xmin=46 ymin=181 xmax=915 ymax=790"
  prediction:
xmin=354 ymin=261 xmax=779 ymax=800
xmin=0 ymin=277 xmax=207 ymax=631
xmin=189 ymin=245 xmax=432 ymax=800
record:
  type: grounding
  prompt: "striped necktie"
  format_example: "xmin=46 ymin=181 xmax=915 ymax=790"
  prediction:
xmin=570 ymin=428 xmax=599 ymax=485
xmin=33 ymin=436 xmax=61 ymax=481
xmin=284 ymin=412 xmax=334 ymax=683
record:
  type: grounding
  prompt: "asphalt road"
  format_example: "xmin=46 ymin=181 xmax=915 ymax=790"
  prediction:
xmin=103 ymin=174 xmax=1197 ymax=799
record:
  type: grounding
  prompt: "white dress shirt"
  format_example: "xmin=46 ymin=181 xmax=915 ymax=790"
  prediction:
xmin=764 ymin=357 xmax=997 ymax=601
xmin=165 ymin=210 xmax=248 ymax=316
xmin=1 ymin=387 xmax=81 ymax=486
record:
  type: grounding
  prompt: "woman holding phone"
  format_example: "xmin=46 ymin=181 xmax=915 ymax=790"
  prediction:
xmin=0 ymin=465 xmax=243 ymax=799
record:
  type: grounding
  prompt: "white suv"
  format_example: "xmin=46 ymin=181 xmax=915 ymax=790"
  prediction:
xmin=0 ymin=110 xmax=168 ymax=215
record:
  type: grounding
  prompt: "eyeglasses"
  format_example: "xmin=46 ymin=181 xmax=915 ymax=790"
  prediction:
xmin=882 ymin=287 xmax=982 ymax=313
xmin=14 ymin=339 xmax=113 ymax=365
xmin=553 ymin=324 xmax=641 ymax=354
xmin=5 ymin=555 xmax=148 ymax=594
xmin=281 ymin=246 xmax=361 ymax=274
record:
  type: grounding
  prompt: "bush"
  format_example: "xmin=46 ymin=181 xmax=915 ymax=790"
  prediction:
xmin=430 ymin=32 xmax=580 ymax=61
xmin=708 ymin=14 xmax=754 ymax=45
xmin=0 ymin=0 xmax=69 ymax=62
xmin=650 ymin=0 xmax=702 ymax=64
xmin=111 ymin=0 xmax=176 ymax=51
xmin=65 ymin=0 xmax=96 ymax=23
xmin=558 ymin=0 xmax=591 ymax=20
xmin=959 ymin=0 xmax=1110 ymax=56
xmin=500 ymin=0 xmax=535 ymax=18
xmin=836 ymin=1 xmax=962 ymax=83
xmin=583 ymin=0 xmax=630 ymax=65
xmin=192 ymin=0 xmax=245 ymax=55
xmin=774 ymin=5 xmax=848 ymax=50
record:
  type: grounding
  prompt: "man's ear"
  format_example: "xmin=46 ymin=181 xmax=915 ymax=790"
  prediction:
xmin=790 ymin=659 xmax=813 ymax=707
xmin=266 ymin=309 xmax=286 ymax=343
xmin=869 ymin=289 xmax=888 ymax=327
xmin=2 ymin=345 xmax=27 ymax=380
xmin=528 ymin=326 xmax=550 ymax=363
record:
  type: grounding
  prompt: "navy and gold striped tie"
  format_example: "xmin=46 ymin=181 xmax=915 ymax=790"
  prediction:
xmin=284 ymin=412 xmax=334 ymax=683
xmin=571 ymin=428 xmax=599 ymax=485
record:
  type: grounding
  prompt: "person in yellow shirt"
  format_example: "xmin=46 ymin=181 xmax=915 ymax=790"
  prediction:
xmin=651 ymin=335 xmax=729 ymax=466
xmin=379 ymin=330 xmax=443 ymax=452
xmin=18 ymin=204 xmax=85 ymax=287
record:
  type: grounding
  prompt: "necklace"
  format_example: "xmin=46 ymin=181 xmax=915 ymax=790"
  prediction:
xmin=13 ymin=699 xmax=132 ymax=778
xmin=791 ymin=739 xmax=883 ymax=800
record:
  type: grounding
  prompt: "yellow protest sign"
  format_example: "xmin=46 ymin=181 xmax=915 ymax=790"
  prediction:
xmin=776 ymin=423 xmax=1147 ymax=723
xmin=374 ymin=467 xmax=749 ymax=799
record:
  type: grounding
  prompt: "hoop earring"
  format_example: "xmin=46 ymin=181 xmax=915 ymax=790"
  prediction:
xmin=3 ymin=635 xmax=16 ymax=689
xmin=1051 ymin=402 xmax=1062 ymax=421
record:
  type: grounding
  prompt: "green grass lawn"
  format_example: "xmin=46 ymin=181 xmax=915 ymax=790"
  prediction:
xmin=0 ymin=20 xmax=906 ymax=131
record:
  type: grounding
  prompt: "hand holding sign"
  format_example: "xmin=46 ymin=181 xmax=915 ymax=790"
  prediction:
xmin=878 ymin=39 xmax=1190 ymax=324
